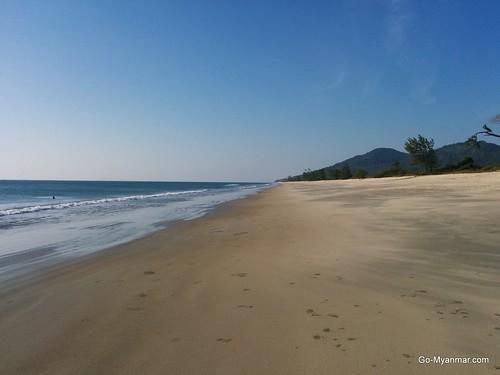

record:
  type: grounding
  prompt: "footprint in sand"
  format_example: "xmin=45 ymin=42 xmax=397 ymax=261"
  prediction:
xmin=237 ymin=304 xmax=254 ymax=309
xmin=323 ymin=328 xmax=331 ymax=332
xmin=170 ymin=337 xmax=181 ymax=342
xmin=144 ymin=271 xmax=155 ymax=275
xmin=289 ymin=282 xmax=296 ymax=285
xmin=306 ymin=308 xmax=321 ymax=316
xmin=313 ymin=335 xmax=321 ymax=340
xmin=139 ymin=293 xmax=148 ymax=298
xmin=328 ymin=313 xmax=339 ymax=318
xmin=243 ymin=288 xmax=252 ymax=292
xmin=126 ymin=306 xmax=142 ymax=311
xmin=402 ymin=353 xmax=412 ymax=359
xmin=233 ymin=232 xmax=248 ymax=236
xmin=347 ymin=337 xmax=356 ymax=341
xmin=494 ymin=313 xmax=500 ymax=317
xmin=216 ymin=338 xmax=232 ymax=343
xmin=231 ymin=273 xmax=247 ymax=277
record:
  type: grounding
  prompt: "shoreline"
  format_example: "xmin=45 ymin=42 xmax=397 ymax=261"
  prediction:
xmin=0 ymin=185 xmax=271 ymax=287
xmin=0 ymin=186 xmax=272 ymax=291
xmin=1 ymin=174 xmax=499 ymax=374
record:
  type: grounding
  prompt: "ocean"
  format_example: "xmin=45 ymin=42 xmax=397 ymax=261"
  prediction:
xmin=0 ymin=180 xmax=269 ymax=280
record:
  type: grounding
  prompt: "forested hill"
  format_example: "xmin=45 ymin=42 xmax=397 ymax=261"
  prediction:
xmin=282 ymin=141 xmax=500 ymax=180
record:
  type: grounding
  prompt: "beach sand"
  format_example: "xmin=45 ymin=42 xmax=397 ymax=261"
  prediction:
xmin=1 ymin=173 xmax=499 ymax=374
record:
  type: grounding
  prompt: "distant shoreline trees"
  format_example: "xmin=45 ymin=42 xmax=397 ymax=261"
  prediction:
xmin=354 ymin=169 xmax=368 ymax=179
xmin=340 ymin=164 xmax=352 ymax=179
xmin=281 ymin=116 xmax=500 ymax=182
xmin=283 ymin=164 xmax=368 ymax=181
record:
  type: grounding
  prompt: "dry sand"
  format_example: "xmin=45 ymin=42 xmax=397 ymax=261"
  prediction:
xmin=1 ymin=172 xmax=499 ymax=374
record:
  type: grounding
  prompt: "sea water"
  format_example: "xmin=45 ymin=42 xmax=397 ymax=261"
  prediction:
xmin=0 ymin=180 xmax=268 ymax=280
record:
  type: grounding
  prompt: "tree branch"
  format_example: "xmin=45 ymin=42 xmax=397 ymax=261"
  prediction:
xmin=473 ymin=130 xmax=500 ymax=138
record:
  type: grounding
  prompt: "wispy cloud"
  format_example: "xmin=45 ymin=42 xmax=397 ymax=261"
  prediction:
xmin=411 ymin=73 xmax=436 ymax=104
xmin=326 ymin=68 xmax=347 ymax=90
xmin=362 ymin=72 xmax=381 ymax=96
xmin=407 ymin=47 xmax=439 ymax=105
xmin=385 ymin=0 xmax=412 ymax=51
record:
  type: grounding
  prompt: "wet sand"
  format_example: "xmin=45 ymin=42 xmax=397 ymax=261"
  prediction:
xmin=1 ymin=173 xmax=499 ymax=374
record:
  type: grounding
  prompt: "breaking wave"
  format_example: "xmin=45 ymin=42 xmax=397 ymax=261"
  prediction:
xmin=0 ymin=189 xmax=208 ymax=217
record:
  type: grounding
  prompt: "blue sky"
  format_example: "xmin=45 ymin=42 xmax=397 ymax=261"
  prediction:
xmin=1 ymin=0 xmax=499 ymax=181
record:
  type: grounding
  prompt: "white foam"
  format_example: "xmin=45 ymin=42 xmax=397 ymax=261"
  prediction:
xmin=0 ymin=189 xmax=208 ymax=217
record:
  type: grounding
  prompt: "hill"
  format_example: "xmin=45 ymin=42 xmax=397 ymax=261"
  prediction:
xmin=327 ymin=148 xmax=411 ymax=176
xmin=436 ymin=141 xmax=500 ymax=167
xmin=283 ymin=141 xmax=500 ymax=180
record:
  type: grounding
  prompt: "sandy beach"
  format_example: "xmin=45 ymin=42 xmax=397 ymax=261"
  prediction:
xmin=1 ymin=172 xmax=499 ymax=374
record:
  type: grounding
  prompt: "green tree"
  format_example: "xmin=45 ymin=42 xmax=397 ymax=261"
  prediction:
xmin=404 ymin=135 xmax=437 ymax=172
xmin=354 ymin=169 xmax=368 ymax=179
xmin=340 ymin=164 xmax=352 ymax=179
xmin=456 ymin=156 xmax=475 ymax=169
xmin=391 ymin=161 xmax=402 ymax=174
xmin=327 ymin=168 xmax=340 ymax=180
xmin=301 ymin=168 xmax=326 ymax=181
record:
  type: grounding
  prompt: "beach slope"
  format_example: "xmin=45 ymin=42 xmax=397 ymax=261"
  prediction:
xmin=1 ymin=173 xmax=499 ymax=374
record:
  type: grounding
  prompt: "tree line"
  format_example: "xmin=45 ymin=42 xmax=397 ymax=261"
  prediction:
xmin=286 ymin=164 xmax=368 ymax=182
xmin=283 ymin=113 xmax=499 ymax=182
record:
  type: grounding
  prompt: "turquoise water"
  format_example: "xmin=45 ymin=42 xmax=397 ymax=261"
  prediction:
xmin=0 ymin=180 xmax=268 ymax=279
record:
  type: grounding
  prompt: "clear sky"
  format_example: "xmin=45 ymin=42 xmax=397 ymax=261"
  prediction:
xmin=1 ymin=0 xmax=499 ymax=182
